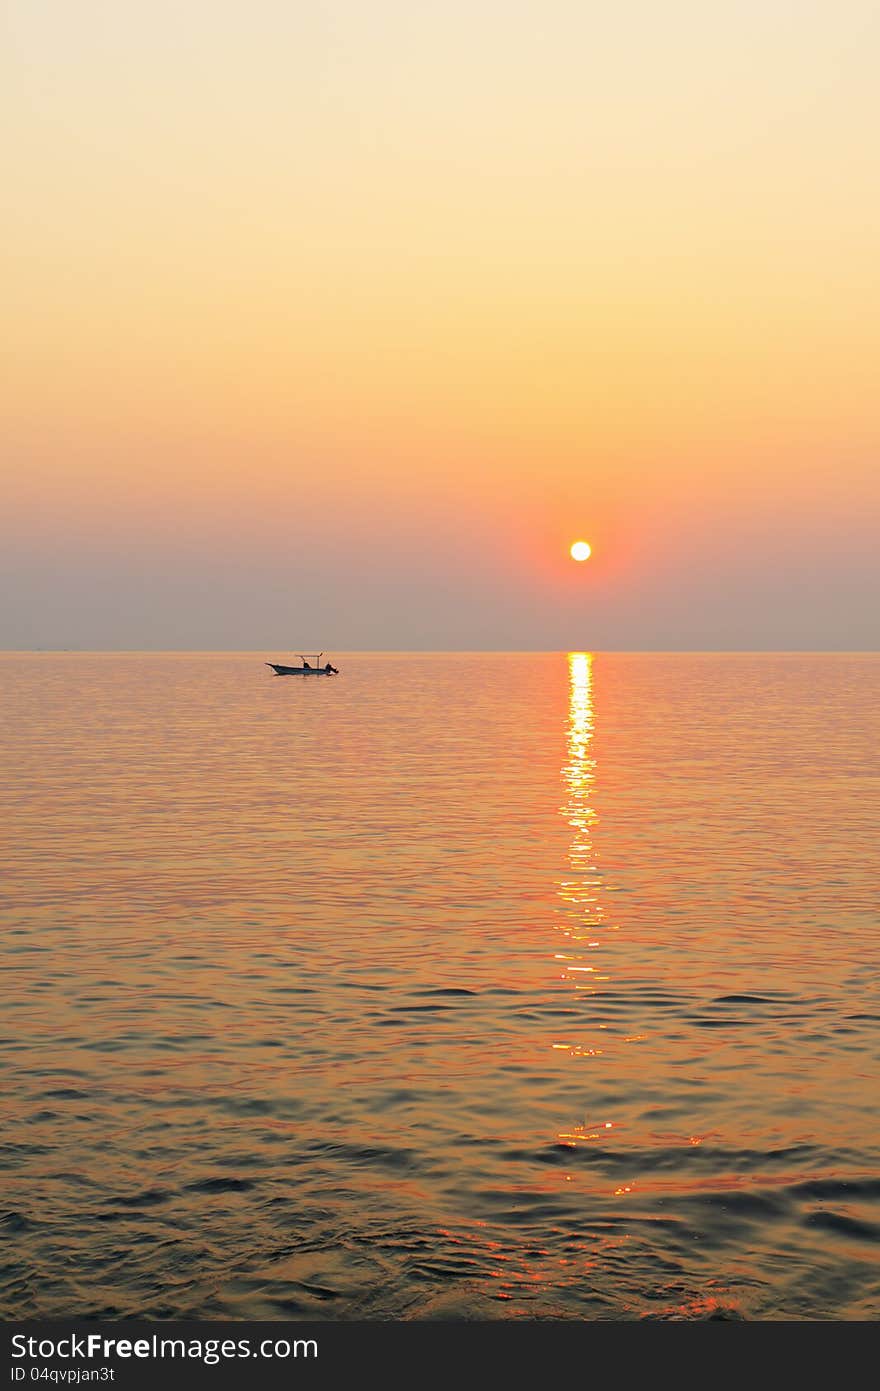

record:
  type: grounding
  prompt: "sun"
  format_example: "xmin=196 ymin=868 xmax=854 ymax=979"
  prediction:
xmin=570 ymin=540 xmax=592 ymax=562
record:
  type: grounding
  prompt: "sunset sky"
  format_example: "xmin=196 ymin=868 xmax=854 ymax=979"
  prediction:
xmin=3 ymin=1 xmax=879 ymax=649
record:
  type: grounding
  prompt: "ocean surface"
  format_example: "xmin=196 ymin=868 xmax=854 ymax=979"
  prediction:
xmin=2 ymin=651 xmax=878 ymax=1320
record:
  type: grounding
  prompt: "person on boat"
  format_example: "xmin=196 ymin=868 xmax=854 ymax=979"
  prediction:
xmin=302 ymin=659 xmax=311 ymax=670
xmin=325 ymin=662 xmax=338 ymax=673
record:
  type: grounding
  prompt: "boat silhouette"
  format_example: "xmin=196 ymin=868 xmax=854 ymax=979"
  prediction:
xmin=266 ymin=652 xmax=339 ymax=676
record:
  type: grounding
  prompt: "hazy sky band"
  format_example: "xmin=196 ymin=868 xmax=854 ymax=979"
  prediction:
xmin=3 ymin=2 xmax=878 ymax=648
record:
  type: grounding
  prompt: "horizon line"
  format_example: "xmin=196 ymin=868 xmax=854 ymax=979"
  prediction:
xmin=3 ymin=648 xmax=878 ymax=657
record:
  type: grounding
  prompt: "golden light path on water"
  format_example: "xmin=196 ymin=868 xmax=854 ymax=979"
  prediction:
xmin=559 ymin=652 xmax=605 ymax=958
xmin=555 ymin=653 xmax=620 ymax=1146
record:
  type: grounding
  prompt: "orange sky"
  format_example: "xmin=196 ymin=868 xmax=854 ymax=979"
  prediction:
xmin=3 ymin=2 xmax=879 ymax=648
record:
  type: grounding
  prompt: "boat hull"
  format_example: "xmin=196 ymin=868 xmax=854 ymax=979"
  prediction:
xmin=266 ymin=663 xmax=336 ymax=676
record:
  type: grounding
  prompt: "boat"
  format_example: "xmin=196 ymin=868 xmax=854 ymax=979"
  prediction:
xmin=266 ymin=653 xmax=339 ymax=676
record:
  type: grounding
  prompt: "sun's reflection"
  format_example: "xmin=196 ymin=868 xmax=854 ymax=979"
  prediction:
xmin=558 ymin=654 xmax=605 ymax=954
xmin=553 ymin=654 xmax=616 ymax=1146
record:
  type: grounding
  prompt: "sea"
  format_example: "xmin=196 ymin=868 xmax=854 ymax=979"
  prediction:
xmin=2 ymin=651 xmax=878 ymax=1320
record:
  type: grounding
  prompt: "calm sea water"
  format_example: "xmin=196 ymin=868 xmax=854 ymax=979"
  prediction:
xmin=2 ymin=652 xmax=878 ymax=1320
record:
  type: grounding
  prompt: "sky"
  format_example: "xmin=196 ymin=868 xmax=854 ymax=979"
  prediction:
xmin=2 ymin=1 xmax=879 ymax=649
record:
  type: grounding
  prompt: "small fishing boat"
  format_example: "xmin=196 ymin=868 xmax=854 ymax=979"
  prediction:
xmin=266 ymin=653 xmax=339 ymax=676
